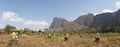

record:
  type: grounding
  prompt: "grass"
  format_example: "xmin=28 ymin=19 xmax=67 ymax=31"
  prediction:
xmin=0 ymin=33 xmax=120 ymax=47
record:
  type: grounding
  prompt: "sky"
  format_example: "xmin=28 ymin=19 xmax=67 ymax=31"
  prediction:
xmin=0 ymin=0 xmax=120 ymax=31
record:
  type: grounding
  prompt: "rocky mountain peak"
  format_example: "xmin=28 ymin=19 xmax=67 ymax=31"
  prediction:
xmin=49 ymin=9 xmax=120 ymax=32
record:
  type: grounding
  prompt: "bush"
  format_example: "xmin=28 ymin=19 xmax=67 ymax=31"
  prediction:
xmin=4 ymin=24 xmax=16 ymax=34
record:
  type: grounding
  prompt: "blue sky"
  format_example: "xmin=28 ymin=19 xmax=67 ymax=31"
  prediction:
xmin=0 ymin=0 xmax=120 ymax=30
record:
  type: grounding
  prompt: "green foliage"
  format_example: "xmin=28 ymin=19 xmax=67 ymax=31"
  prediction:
xmin=99 ymin=27 xmax=120 ymax=33
xmin=54 ymin=31 xmax=65 ymax=35
xmin=45 ymin=30 xmax=65 ymax=36
xmin=82 ymin=27 xmax=90 ymax=32
xmin=44 ymin=28 xmax=49 ymax=32
xmin=112 ymin=27 xmax=120 ymax=33
xmin=31 ymin=30 xmax=35 ymax=33
xmin=23 ymin=28 xmax=30 ymax=34
xmin=80 ymin=27 xmax=97 ymax=33
xmin=4 ymin=24 xmax=16 ymax=34
xmin=19 ymin=29 xmax=24 ymax=34
xmin=38 ymin=29 xmax=42 ymax=33
xmin=78 ymin=27 xmax=120 ymax=33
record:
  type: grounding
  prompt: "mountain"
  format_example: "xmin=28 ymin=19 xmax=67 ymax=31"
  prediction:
xmin=92 ymin=13 xmax=114 ymax=29
xmin=49 ymin=17 xmax=79 ymax=31
xmin=74 ymin=13 xmax=94 ymax=27
xmin=49 ymin=9 xmax=120 ymax=32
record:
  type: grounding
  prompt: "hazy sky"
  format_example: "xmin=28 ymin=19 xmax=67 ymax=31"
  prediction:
xmin=0 ymin=0 xmax=119 ymax=30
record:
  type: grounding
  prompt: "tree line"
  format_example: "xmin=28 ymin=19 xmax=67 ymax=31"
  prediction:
xmin=0 ymin=24 xmax=120 ymax=34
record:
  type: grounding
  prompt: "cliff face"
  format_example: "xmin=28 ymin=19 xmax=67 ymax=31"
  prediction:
xmin=92 ymin=13 xmax=114 ymax=29
xmin=49 ymin=17 xmax=79 ymax=31
xmin=49 ymin=9 xmax=120 ymax=32
xmin=74 ymin=13 xmax=94 ymax=27
xmin=49 ymin=17 xmax=67 ymax=29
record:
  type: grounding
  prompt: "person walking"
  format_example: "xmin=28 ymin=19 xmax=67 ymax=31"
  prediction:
xmin=10 ymin=29 xmax=19 ymax=44
xmin=94 ymin=32 xmax=100 ymax=43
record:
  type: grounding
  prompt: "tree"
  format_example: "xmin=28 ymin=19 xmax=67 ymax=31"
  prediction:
xmin=38 ymin=29 xmax=42 ymax=33
xmin=23 ymin=28 xmax=30 ymax=34
xmin=44 ymin=28 xmax=49 ymax=32
xmin=4 ymin=24 xmax=16 ymax=34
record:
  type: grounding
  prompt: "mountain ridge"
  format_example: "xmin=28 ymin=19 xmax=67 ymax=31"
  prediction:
xmin=49 ymin=9 xmax=120 ymax=32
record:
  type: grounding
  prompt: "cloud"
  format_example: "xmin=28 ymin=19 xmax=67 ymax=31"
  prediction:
xmin=0 ymin=24 xmax=1 ymax=28
xmin=2 ymin=11 xmax=49 ymax=30
xmin=24 ymin=20 xmax=48 ymax=30
xmin=2 ymin=11 xmax=24 ymax=22
xmin=0 ymin=24 xmax=4 ymax=29
xmin=116 ymin=1 xmax=120 ymax=8
xmin=102 ymin=9 xmax=113 ymax=13
xmin=25 ymin=20 xmax=48 ymax=26
xmin=9 ymin=16 xmax=24 ymax=22
xmin=93 ymin=13 xmax=99 ymax=15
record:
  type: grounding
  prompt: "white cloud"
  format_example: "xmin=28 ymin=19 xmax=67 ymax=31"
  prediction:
xmin=25 ymin=20 xmax=48 ymax=26
xmin=10 ymin=16 xmax=24 ymax=22
xmin=24 ymin=20 xmax=48 ymax=30
xmin=24 ymin=20 xmax=34 ymax=25
xmin=102 ymin=9 xmax=113 ymax=13
xmin=0 ymin=24 xmax=1 ymax=28
xmin=2 ymin=11 xmax=24 ymax=22
xmin=93 ymin=13 xmax=99 ymax=15
xmin=2 ymin=11 xmax=49 ymax=30
xmin=3 ymin=11 xmax=15 ymax=20
xmin=116 ymin=1 xmax=120 ymax=8
xmin=0 ymin=24 xmax=4 ymax=29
